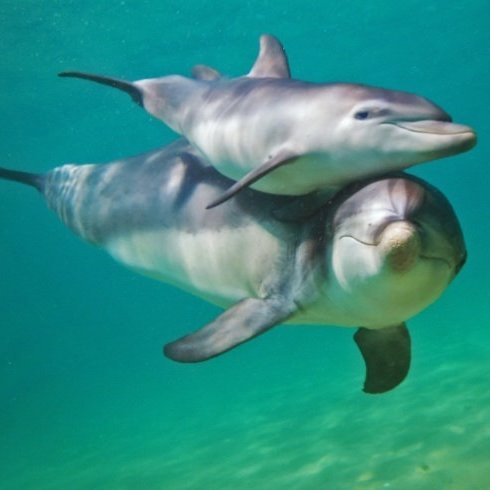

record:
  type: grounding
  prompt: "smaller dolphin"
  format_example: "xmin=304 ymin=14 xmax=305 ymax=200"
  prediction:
xmin=59 ymin=35 xmax=476 ymax=208
xmin=0 ymin=139 xmax=466 ymax=393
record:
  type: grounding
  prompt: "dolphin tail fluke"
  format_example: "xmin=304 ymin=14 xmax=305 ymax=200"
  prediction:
xmin=0 ymin=167 xmax=44 ymax=192
xmin=354 ymin=323 xmax=411 ymax=394
xmin=58 ymin=71 xmax=143 ymax=106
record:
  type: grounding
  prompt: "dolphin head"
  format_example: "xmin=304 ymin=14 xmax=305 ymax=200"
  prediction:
xmin=326 ymin=175 xmax=466 ymax=326
xmin=321 ymin=84 xmax=477 ymax=179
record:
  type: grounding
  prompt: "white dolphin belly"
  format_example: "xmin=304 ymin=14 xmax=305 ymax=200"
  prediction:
xmin=105 ymin=224 xmax=285 ymax=307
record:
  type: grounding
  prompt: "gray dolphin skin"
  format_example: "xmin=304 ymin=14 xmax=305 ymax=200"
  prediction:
xmin=59 ymin=35 xmax=477 ymax=208
xmin=0 ymin=139 xmax=466 ymax=393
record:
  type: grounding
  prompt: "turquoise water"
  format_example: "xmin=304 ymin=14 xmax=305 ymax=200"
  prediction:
xmin=1 ymin=1 xmax=489 ymax=488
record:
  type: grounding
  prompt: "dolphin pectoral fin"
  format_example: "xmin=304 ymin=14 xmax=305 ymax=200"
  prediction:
xmin=58 ymin=71 xmax=143 ymax=106
xmin=191 ymin=64 xmax=222 ymax=81
xmin=163 ymin=297 xmax=295 ymax=363
xmin=206 ymin=150 xmax=299 ymax=209
xmin=354 ymin=323 xmax=411 ymax=394
xmin=248 ymin=34 xmax=291 ymax=79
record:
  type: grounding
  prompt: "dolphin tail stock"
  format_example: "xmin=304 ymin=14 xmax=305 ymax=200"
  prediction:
xmin=58 ymin=71 xmax=144 ymax=106
xmin=0 ymin=166 xmax=44 ymax=192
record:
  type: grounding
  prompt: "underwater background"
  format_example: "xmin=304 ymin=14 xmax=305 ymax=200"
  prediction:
xmin=1 ymin=1 xmax=489 ymax=488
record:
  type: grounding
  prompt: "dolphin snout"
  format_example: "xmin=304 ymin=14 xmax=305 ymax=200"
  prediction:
xmin=378 ymin=221 xmax=421 ymax=273
xmin=393 ymin=120 xmax=475 ymax=136
xmin=387 ymin=119 xmax=477 ymax=154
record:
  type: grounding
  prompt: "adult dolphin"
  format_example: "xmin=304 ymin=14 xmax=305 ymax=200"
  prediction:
xmin=0 ymin=139 xmax=466 ymax=393
xmin=59 ymin=35 xmax=476 ymax=207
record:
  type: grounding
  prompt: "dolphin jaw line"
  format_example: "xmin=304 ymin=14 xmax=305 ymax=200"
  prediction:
xmin=385 ymin=120 xmax=476 ymax=136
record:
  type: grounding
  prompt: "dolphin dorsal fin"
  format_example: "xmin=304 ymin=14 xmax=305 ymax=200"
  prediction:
xmin=248 ymin=34 xmax=291 ymax=79
xmin=191 ymin=64 xmax=222 ymax=81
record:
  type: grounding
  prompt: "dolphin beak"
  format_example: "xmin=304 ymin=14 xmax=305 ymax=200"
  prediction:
xmin=377 ymin=221 xmax=421 ymax=273
xmin=389 ymin=119 xmax=477 ymax=154
xmin=393 ymin=120 xmax=476 ymax=136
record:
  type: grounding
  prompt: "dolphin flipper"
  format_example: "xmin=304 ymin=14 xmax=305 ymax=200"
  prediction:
xmin=164 ymin=296 xmax=295 ymax=362
xmin=354 ymin=323 xmax=411 ymax=394
xmin=206 ymin=150 xmax=299 ymax=209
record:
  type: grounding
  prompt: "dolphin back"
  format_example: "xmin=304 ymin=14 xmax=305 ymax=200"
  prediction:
xmin=40 ymin=140 xmax=218 ymax=243
xmin=5 ymin=140 xmax=298 ymax=246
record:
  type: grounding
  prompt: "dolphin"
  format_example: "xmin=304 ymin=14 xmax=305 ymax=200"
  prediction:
xmin=59 ymin=35 xmax=477 ymax=208
xmin=0 ymin=139 xmax=466 ymax=393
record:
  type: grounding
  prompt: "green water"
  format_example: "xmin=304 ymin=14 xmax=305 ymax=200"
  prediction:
xmin=1 ymin=1 xmax=489 ymax=489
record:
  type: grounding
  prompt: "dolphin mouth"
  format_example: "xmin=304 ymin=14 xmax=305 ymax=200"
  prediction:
xmin=390 ymin=120 xmax=476 ymax=136
xmin=419 ymin=254 xmax=452 ymax=269
xmin=339 ymin=236 xmax=453 ymax=269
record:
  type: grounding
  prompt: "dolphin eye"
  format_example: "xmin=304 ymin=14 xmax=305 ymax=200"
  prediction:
xmin=354 ymin=111 xmax=370 ymax=120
